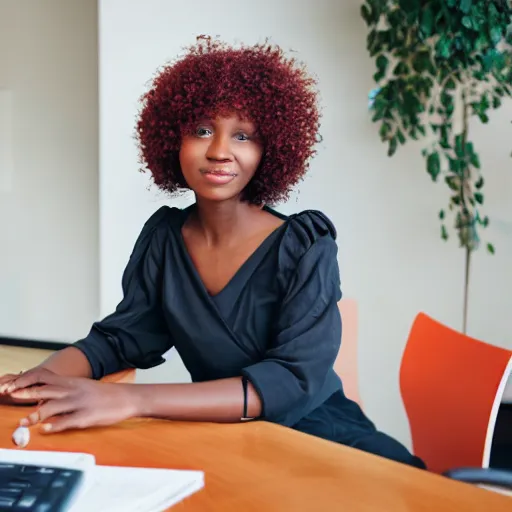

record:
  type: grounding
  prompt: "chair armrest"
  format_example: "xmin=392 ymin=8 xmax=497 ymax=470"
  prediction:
xmin=100 ymin=368 xmax=136 ymax=384
xmin=443 ymin=467 xmax=512 ymax=490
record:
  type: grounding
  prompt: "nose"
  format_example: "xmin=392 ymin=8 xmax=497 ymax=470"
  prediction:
xmin=205 ymin=133 xmax=232 ymax=162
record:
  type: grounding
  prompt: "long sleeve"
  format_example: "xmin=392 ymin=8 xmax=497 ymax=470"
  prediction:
xmin=241 ymin=211 xmax=342 ymax=423
xmin=73 ymin=207 xmax=174 ymax=379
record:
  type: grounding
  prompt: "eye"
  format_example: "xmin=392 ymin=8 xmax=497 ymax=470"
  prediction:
xmin=195 ymin=127 xmax=212 ymax=138
xmin=234 ymin=132 xmax=249 ymax=142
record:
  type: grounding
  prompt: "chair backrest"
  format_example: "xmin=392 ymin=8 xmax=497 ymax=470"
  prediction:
xmin=334 ymin=299 xmax=362 ymax=407
xmin=400 ymin=312 xmax=512 ymax=474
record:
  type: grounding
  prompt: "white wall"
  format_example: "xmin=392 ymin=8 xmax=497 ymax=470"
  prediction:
xmin=0 ymin=0 xmax=99 ymax=342
xmin=99 ymin=0 xmax=512 ymax=445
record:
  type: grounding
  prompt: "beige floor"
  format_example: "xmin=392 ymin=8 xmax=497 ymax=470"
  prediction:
xmin=0 ymin=345 xmax=53 ymax=376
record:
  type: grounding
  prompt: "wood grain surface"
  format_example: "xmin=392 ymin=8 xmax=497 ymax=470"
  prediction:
xmin=0 ymin=403 xmax=510 ymax=511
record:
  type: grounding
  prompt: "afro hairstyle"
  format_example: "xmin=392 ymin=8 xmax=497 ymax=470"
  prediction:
xmin=136 ymin=36 xmax=322 ymax=205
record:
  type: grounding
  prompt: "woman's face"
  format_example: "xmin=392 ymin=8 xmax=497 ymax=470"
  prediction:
xmin=179 ymin=113 xmax=264 ymax=202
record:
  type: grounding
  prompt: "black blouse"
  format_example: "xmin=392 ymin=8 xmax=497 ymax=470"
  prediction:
xmin=73 ymin=205 xmax=343 ymax=427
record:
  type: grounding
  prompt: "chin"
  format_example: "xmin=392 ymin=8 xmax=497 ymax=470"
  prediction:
xmin=192 ymin=186 xmax=244 ymax=203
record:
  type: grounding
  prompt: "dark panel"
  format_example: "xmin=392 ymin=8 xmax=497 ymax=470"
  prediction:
xmin=0 ymin=337 xmax=67 ymax=351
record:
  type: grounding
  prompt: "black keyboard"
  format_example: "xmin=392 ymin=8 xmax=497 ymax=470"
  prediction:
xmin=0 ymin=463 xmax=84 ymax=512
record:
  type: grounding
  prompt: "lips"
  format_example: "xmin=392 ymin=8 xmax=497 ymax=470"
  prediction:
xmin=200 ymin=168 xmax=237 ymax=185
xmin=201 ymin=168 xmax=236 ymax=176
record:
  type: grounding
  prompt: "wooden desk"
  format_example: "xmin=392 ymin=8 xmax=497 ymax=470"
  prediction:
xmin=0 ymin=404 xmax=510 ymax=511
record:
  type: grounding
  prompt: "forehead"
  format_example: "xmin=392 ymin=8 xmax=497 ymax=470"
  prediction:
xmin=198 ymin=110 xmax=258 ymax=130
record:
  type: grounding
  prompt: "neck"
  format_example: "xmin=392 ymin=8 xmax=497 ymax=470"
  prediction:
xmin=192 ymin=197 xmax=260 ymax=246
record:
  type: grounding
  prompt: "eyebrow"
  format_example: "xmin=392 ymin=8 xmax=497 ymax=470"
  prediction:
xmin=196 ymin=119 xmax=259 ymax=134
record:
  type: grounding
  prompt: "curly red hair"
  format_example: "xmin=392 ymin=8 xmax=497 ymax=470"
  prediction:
xmin=136 ymin=36 xmax=321 ymax=205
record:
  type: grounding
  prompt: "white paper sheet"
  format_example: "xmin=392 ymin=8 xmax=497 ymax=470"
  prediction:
xmin=0 ymin=449 xmax=204 ymax=512
xmin=70 ymin=465 xmax=205 ymax=512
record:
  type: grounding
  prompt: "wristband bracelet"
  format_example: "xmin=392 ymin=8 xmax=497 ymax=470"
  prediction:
xmin=241 ymin=375 xmax=254 ymax=421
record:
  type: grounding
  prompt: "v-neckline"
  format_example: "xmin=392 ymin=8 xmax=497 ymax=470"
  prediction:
xmin=176 ymin=204 xmax=289 ymax=300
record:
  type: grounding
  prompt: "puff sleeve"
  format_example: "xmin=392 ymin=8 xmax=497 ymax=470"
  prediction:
xmin=73 ymin=207 xmax=174 ymax=379
xmin=241 ymin=211 xmax=342 ymax=423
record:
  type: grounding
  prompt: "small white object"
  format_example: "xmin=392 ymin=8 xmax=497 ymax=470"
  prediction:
xmin=12 ymin=426 xmax=30 ymax=448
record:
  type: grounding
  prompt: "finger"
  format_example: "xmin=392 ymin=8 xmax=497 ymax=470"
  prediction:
xmin=20 ymin=399 xmax=78 ymax=426
xmin=0 ymin=374 xmax=22 ymax=392
xmin=0 ymin=394 xmax=39 ymax=406
xmin=10 ymin=385 xmax=70 ymax=402
xmin=6 ymin=369 xmax=63 ymax=393
xmin=40 ymin=410 xmax=91 ymax=434
xmin=0 ymin=373 xmax=18 ymax=384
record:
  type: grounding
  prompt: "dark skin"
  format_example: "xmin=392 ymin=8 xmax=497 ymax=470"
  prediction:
xmin=0 ymin=113 xmax=284 ymax=433
xmin=180 ymin=116 xmax=283 ymax=295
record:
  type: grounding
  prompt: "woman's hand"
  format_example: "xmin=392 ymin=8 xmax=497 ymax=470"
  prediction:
xmin=0 ymin=371 xmax=28 ymax=393
xmin=7 ymin=368 xmax=137 ymax=433
xmin=0 ymin=369 xmax=42 ymax=406
xmin=0 ymin=372 xmax=20 ymax=390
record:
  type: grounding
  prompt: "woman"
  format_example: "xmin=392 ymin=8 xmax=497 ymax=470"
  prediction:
xmin=0 ymin=37 xmax=425 ymax=469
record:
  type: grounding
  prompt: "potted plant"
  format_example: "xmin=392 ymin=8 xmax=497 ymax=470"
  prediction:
xmin=361 ymin=0 xmax=512 ymax=333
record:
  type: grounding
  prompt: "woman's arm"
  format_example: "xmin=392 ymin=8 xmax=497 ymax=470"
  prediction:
xmin=36 ymin=347 xmax=93 ymax=378
xmin=8 ymin=371 xmax=262 ymax=431
xmin=128 ymin=377 xmax=262 ymax=422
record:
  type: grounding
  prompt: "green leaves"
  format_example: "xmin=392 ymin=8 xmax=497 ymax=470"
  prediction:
xmin=471 ymin=94 xmax=491 ymax=123
xmin=393 ymin=62 xmax=409 ymax=76
xmin=477 ymin=214 xmax=489 ymax=228
xmin=490 ymin=26 xmax=503 ymax=45
xmin=427 ymin=152 xmax=441 ymax=181
xmin=436 ymin=36 xmax=452 ymax=59
xmin=360 ymin=4 xmax=372 ymax=24
xmin=474 ymin=192 xmax=484 ymax=205
xmin=454 ymin=134 xmax=465 ymax=158
xmin=366 ymin=29 xmax=391 ymax=57
xmin=374 ymin=55 xmax=389 ymax=82
xmin=439 ymin=125 xmax=451 ymax=149
xmin=449 ymin=157 xmax=463 ymax=174
xmin=460 ymin=0 xmax=472 ymax=15
xmin=412 ymin=51 xmax=435 ymax=74
xmin=445 ymin=77 xmax=457 ymax=90
xmin=441 ymin=92 xmax=455 ymax=117
xmin=360 ymin=1 xmax=382 ymax=25
xmin=388 ymin=136 xmax=398 ymax=157
xmin=379 ymin=121 xmax=392 ymax=140
xmin=446 ymin=175 xmax=460 ymax=191
xmin=362 ymin=0 xmax=510 ymax=256
xmin=470 ymin=149 xmax=480 ymax=169
xmin=420 ymin=7 xmax=435 ymax=37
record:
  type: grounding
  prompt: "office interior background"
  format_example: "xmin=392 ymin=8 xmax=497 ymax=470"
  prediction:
xmin=0 ymin=0 xmax=511 ymax=451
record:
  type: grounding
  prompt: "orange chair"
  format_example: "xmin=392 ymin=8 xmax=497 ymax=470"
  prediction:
xmin=399 ymin=312 xmax=512 ymax=475
xmin=334 ymin=299 xmax=362 ymax=407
